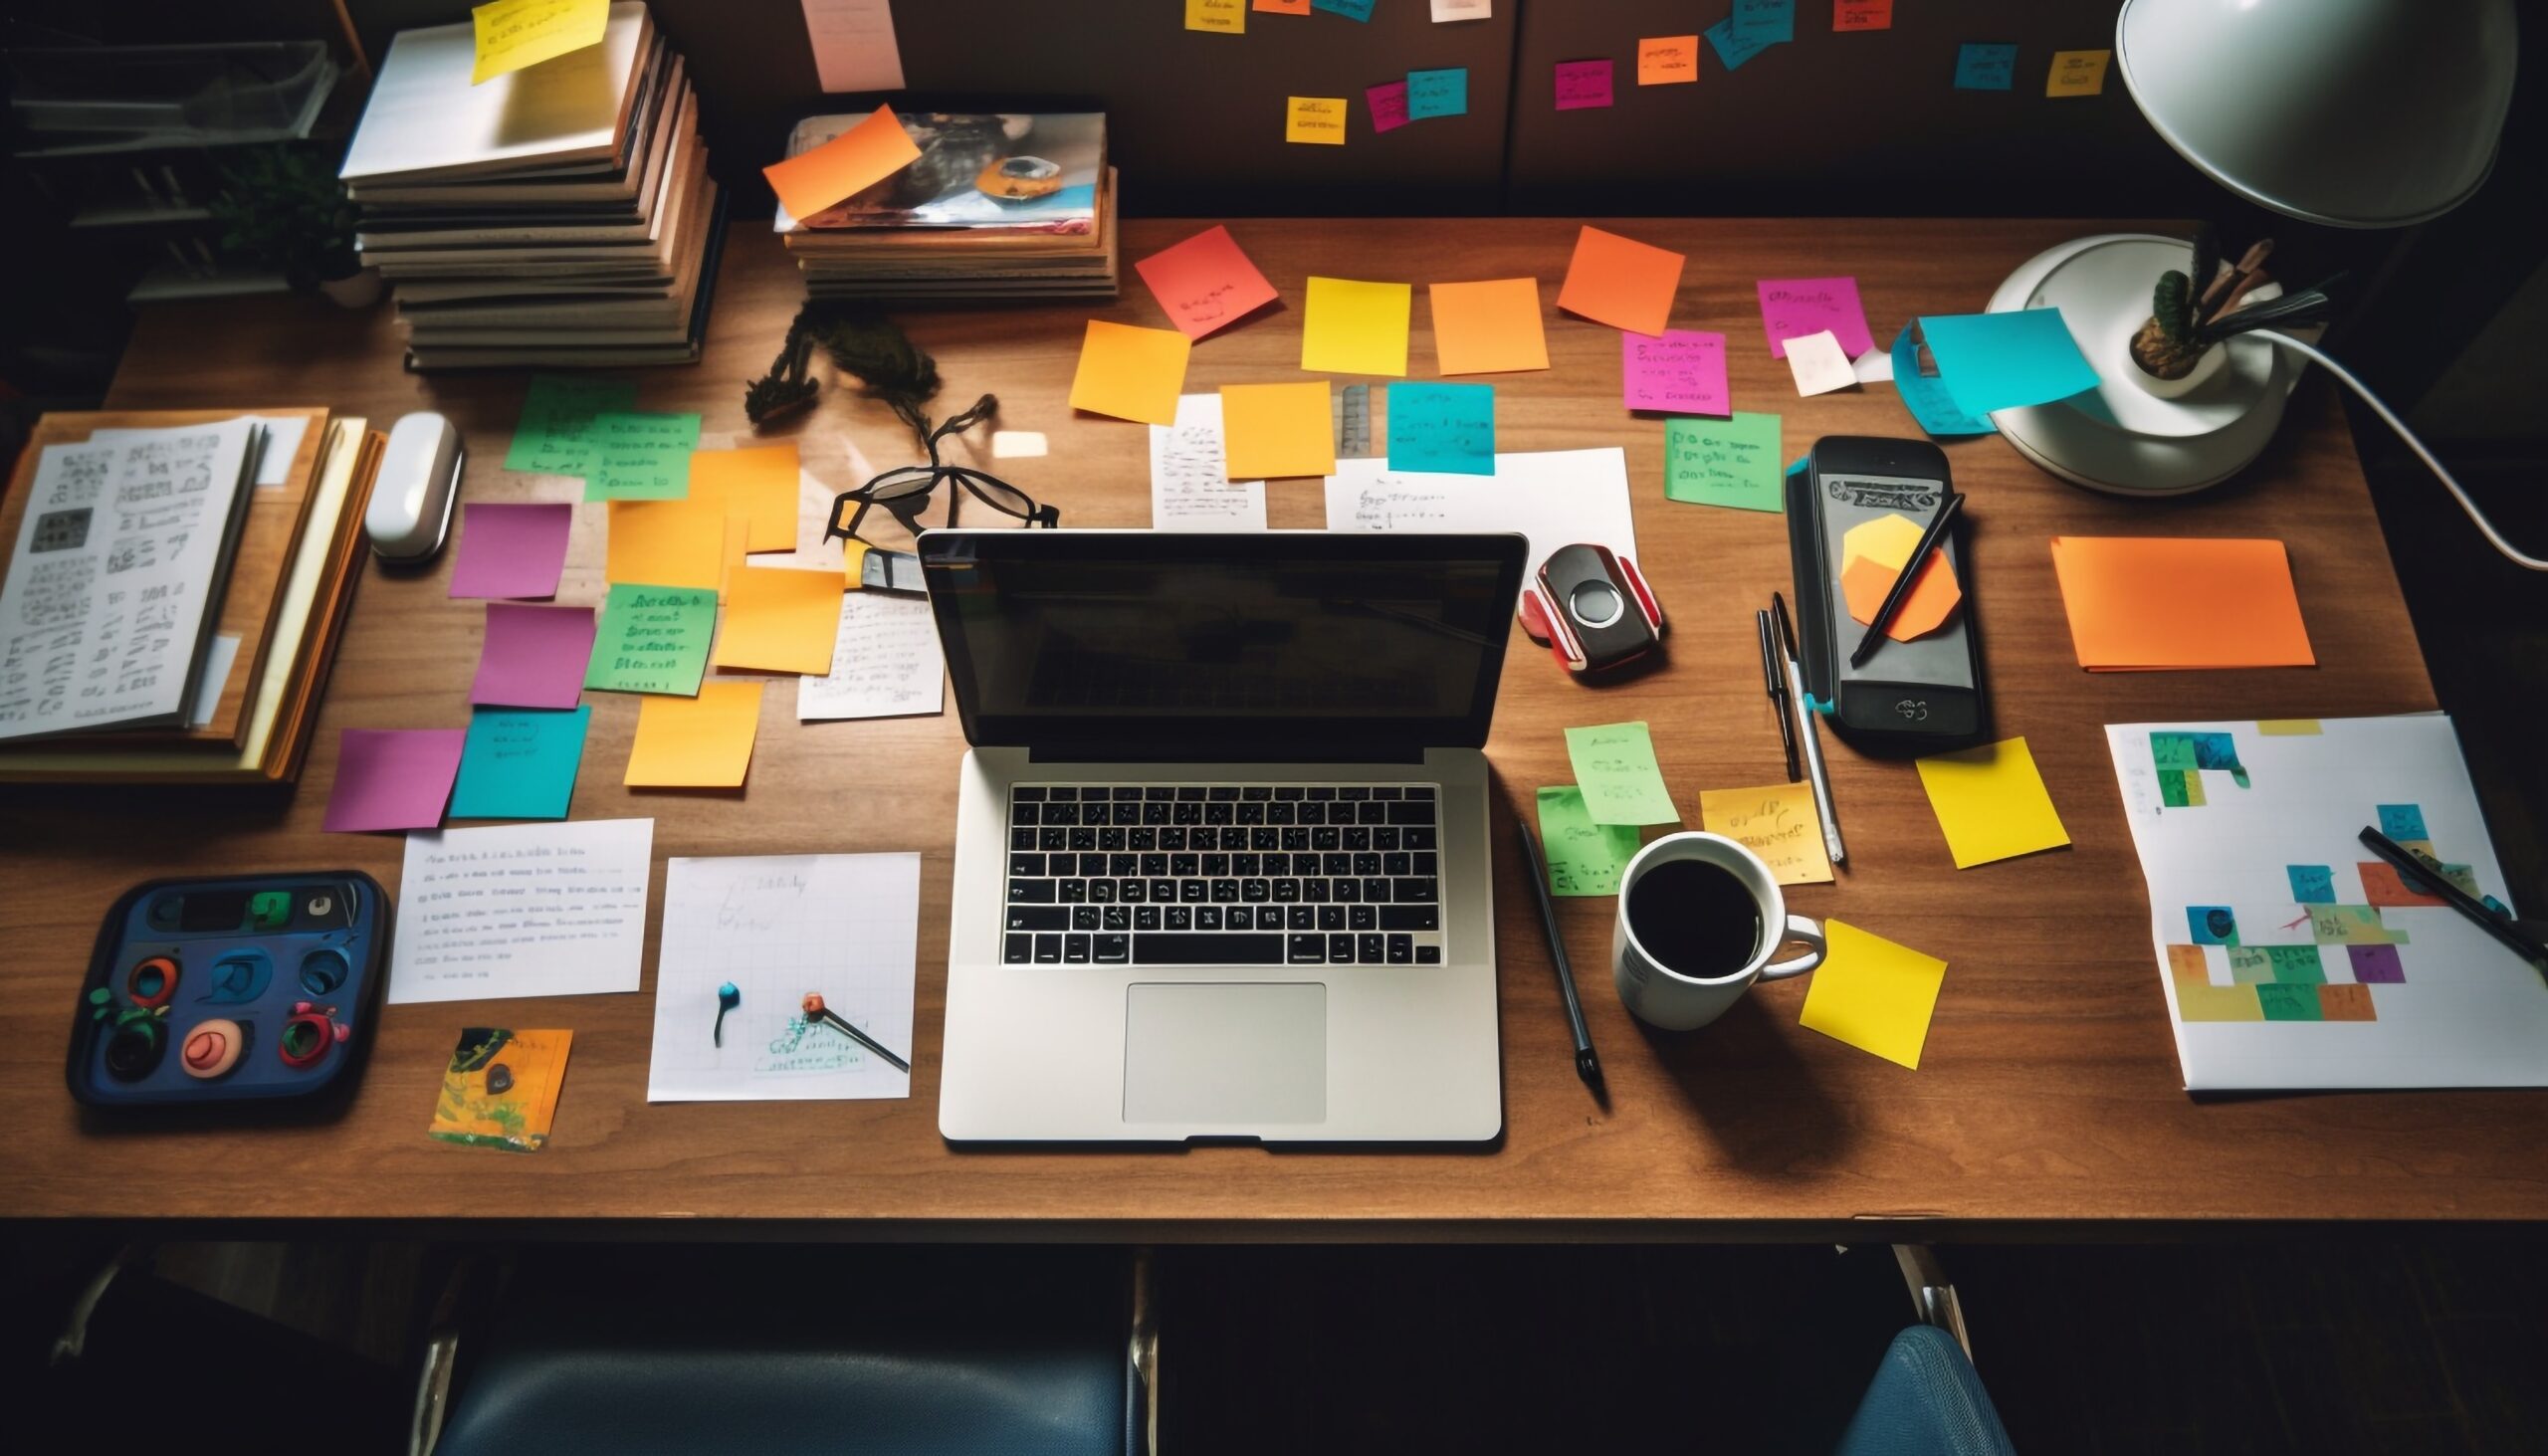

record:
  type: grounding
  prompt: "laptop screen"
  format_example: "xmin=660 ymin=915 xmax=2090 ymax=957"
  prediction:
xmin=920 ymin=530 xmax=1526 ymax=757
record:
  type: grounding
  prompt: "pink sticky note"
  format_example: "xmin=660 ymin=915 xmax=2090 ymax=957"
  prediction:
xmin=471 ymin=603 xmax=596 ymax=710
xmin=1758 ymin=277 xmax=1875 ymax=359
xmin=1134 ymin=225 xmax=1281 ymax=340
xmin=1368 ymin=80 xmax=1411 ymax=133
xmin=1555 ymin=59 xmax=1614 ymax=110
xmin=448 ymin=503 xmax=573 ymax=599
xmin=1622 ymin=329 xmax=1731 ymax=414
xmin=322 ymin=728 xmax=465 ymax=833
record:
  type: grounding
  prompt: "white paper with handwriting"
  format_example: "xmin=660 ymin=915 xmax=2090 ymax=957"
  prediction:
xmin=1322 ymin=446 xmax=1636 ymax=589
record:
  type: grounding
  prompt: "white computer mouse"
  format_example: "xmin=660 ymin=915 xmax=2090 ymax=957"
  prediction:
xmin=366 ymin=411 xmax=465 ymax=561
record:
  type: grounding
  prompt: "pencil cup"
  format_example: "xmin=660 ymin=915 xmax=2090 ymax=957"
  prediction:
xmin=1611 ymin=832 xmax=1824 ymax=1032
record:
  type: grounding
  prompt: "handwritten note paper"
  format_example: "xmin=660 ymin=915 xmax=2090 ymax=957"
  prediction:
xmin=1325 ymin=447 xmax=1637 ymax=585
xmin=1431 ymin=0 xmax=1490 ymax=18
xmin=1286 ymin=96 xmax=1349 ymax=144
xmin=1638 ymin=36 xmax=1699 ymax=86
xmin=1916 ymin=736 xmax=2071 ymax=869
xmin=626 ymin=680 xmax=763 ymax=788
xmin=449 ymin=503 xmax=573 ymax=599
xmin=1699 ymin=781 xmax=1833 ymax=885
xmin=585 ymin=583 xmax=716 ymax=696
xmin=449 ymin=706 xmax=590 ymax=820
xmin=1407 ymin=68 xmax=1468 ymax=118
xmin=688 ymin=444 xmax=800 ymax=552
xmin=1302 ymin=276 xmax=1412 ymax=376
xmin=1890 ymin=324 xmax=1996 ymax=437
xmin=1185 ymin=0 xmax=1245 ymax=33
xmin=470 ymin=0 xmax=605 ymax=86
xmin=1834 ymin=1 xmax=1893 ymax=32
xmin=1538 ymin=785 xmax=1641 ymax=896
xmin=607 ymin=498 xmax=735 ymax=590
xmin=472 ymin=602 xmax=595 ymax=710
xmin=1153 ymin=394 xmax=1270 ymax=528
xmin=1917 ymin=309 xmax=2098 ymax=415
xmin=1220 ymin=382 xmax=1335 ymax=482
xmin=1799 ymin=920 xmax=1947 ymax=1069
xmin=1622 ymin=329 xmax=1730 ymax=414
xmin=1136 ymin=225 xmax=1279 ymax=340
xmin=506 ymin=374 xmax=634 ymax=478
xmin=1554 ymin=59 xmax=1615 ymax=110
xmin=1704 ymin=16 xmax=1775 ymax=71
xmin=799 ymin=0 xmax=905 ymax=93
xmin=798 ymin=591 xmax=944 ymax=721
xmin=1068 ymin=319 xmax=1190 ymax=425
xmin=1664 ymin=411 xmax=1784 ymax=512
xmin=1386 ymin=383 xmax=1495 ymax=475
xmin=1758 ymin=276 xmax=1874 ymax=359
xmin=1367 ymin=80 xmax=1412 ymax=133
xmin=1558 ymin=225 xmax=1683 ymax=335
xmin=2046 ymin=49 xmax=2111 ymax=97
xmin=1429 ymin=278 xmax=1548 ymax=375
xmin=585 ymin=411 xmax=702 ymax=501
xmin=1955 ymin=43 xmax=2018 ymax=91
xmin=388 ymin=818 xmax=653 ymax=1004
xmin=712 ymin=564 xmax=843 ymax=675
xmin=1565 ymin=722 xmax=1680 ymax=826
xmin=324 ymin=728 xmax=466 ymax=833
xmin=763 ymin=103 xmax=921 ymax=222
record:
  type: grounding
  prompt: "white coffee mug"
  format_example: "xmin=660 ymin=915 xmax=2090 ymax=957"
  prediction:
xmin=1611 ymin=832 xmax=1826 ymax=1031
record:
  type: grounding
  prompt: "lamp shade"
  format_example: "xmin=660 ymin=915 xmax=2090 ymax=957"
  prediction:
xmin=2116 ymin=0 xmax=2518 ymax=228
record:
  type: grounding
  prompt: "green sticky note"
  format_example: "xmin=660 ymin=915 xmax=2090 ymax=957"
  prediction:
xmin=449 ymin=706 xmax=591 ymax=820
xmin=2256 ymin=982 xmax=2324 ymax=1022
xmin=506 ymin=375 xmax=637 ymax=478
xmin=1664 ymin=411 xmax=1784 ymax=512
xmin=584 ymin=411 xmax=702 ymax=501
xmin=585 ymin=583 xmax=718 ymax=696
xmin=1385 ymin=382 xmax=1495 ymax=475
xmin=1537 ymin=785 xmax=1641 ymax=896
xmin=1564 ymin=722 xmax=1679 ymax=826
xmin=2265 ymin=944 xmax=2327 ymax=984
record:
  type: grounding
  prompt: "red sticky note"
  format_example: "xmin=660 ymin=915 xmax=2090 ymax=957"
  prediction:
xmin=762 ymin=104 xmax=922 ymax=223
xmin=1368 ymin=80 xmax=1411 ymax=133
xmin=1136 ymin=225 xmax=1280 ymax=340
xmin=1555 ymin=59 xmax=1614 ymax=110
xmin=1557 ymin=225 xmax=1685 ymax=336
xmin=447 ymin=502 xmax=573 ymax=600
xmin=323 ymin=728 xmax=465 ymax=833
xmin=1759 ymin=277 xmax=1875 ymax=359
xmin=1622 ymin=329 xmax=1730 ymax=414
xmin=471 ymin=603 xmax=596 ymax=710
xmin=1834 ymin=1 xmax=1894 ymax=33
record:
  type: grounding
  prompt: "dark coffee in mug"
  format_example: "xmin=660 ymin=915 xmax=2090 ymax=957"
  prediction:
xmin=1623 ymin=858 xmax=1763 ymax=978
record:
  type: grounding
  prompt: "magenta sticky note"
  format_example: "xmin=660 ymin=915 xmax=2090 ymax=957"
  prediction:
xmin=1368 ymin=80 xmax=1411 ymax=134
xmin=1554 ymin=59 xmax=1614 ymax=110
xmin=1757 ymin=277 xmax=1875 ymax=359
xmin=447 ymin=503 xmax=573 ymax=600
xmin=1622 ymin=329 xmax=1732 ymax=415
xmin=471 ymin=602 xmax=596 ymax=710
xmin=322 ymin=728 xmax=465 ymax=833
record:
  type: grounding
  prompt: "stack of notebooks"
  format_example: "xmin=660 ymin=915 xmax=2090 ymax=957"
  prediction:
xmin=775 ymin=110 xmax=1117 ymax=303
xmin=0 ymin=409 xmax=382 ymax=783
xmin=339 ymin=2 xmax=725 ymax=370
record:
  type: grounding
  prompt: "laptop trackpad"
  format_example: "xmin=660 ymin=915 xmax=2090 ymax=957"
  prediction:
xmin=1123 ymin=982 xmax=1327 ymax=1128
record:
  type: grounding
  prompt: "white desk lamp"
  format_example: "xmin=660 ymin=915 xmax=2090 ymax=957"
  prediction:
xmin=1983 ymin=0 xmax=2541 ymax=569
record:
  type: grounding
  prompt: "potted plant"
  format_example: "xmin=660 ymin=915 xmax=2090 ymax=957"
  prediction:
xmin=2127 ymin=225 xmax=2340 ymax=396
xmin=207 ymin=144 xmax=378 ymax=307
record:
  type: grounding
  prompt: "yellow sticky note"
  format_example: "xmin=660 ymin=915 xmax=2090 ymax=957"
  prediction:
xmin=688 ymin=445 xmax=799 ymax=553
xmin=1800 ymin=921 xmax=1948 ymax=1069
xmin=1069 ymin=319 xmax=1190 ymax=425
xmin=2046 ymin=49 xmax=2111 ymax=98
xmin=1286 ymin=96 xmax=1349 ymax=145
xmin=1221 ymin=382 xmax=1336 ymax=480
xmin=1913 ymin=735 xmax=2071 ymax=869
xmin=625 ymin=680 xmax=763 ymax=788
xmin=606 ymin=499 xmax=737 ymax=591
xmin=1186 ymin=0 xmax=1245 ymax=33
xmin=1301 ymin=276 xmax=1412 ymax=376
xmin=2257 ymin=719 xmax=2322 ymax=735
xmin=470 ymin=0 xmax=606 ymax=85
xmin=1638 ymin=36 xmax=1699 ymax=86
xmin=712 ymin=565 xmax=843 ymax=675
xmin=1697 ymin=782 xmax=1832 ymax=886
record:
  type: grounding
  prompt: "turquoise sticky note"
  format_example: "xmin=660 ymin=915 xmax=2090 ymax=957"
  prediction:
xmin=1704 ymin=17 xmax=1776 ymax=71
xmin=1955 ymin=43 xmax=2017 ymax=91
xmin=1890 ymin=324 xmax=1998 ymax=437
xmin=2378 ymin=804 xmax=2429 ymax=842
xmin=1917 ymin=310 xmax=2100 ymax=416
xmin=2287 ymin=865 xmax=2336 ymax=904
xmin=1312 ymin=0 xmax=1374 ymax=19
xmin=1386 ymin=382 xmax=1495 ymax=475
xmin=1733 ymin=0 xmax=1795 ymax=43
xmin=1407 ymin=68 xmax=1468 ymax=119
xmin=449 ymin=706 xmax=591 ymax=820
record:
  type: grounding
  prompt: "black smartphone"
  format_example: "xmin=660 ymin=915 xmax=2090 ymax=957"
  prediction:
xmin=1787 ymin=436 xmax=1988 ymax=748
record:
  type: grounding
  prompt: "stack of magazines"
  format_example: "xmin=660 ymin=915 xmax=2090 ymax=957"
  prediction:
xmin=775 ymin=111 xmax=1116 ymax=303
xmin=339 ymin=3 xmax=724 ymax=369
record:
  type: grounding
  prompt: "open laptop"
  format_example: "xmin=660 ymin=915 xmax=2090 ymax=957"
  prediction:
xmin=921 ymin=529 xmax=1526 ymax=1144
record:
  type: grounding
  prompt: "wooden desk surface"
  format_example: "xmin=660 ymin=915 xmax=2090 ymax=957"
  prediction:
xmin=7 ymin=217 xmax=2533 ymax=1234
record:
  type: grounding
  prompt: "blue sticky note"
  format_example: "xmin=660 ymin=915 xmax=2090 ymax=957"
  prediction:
xmin=1916 ymin=310 xmax=2100 ymax=416
xmin=2188 ymin=906 xmax=2238 ymax=946
xmin=449 ymin=706 xmax=591 ymax=821
xmin=2376 ymin=803 xmax=2430 ymax=842
xmin=2287 ymin=865 xmax=2336 ymax=905
xmin=1889 ymin=324 xmax=1997 ymax=437
xmin=1955 ymin=43 xmax=2018 ymax=91
xmin=1733 ymin=0 xmax=1795 ymax=43
xmin=1386 ymin=382 xmax=1495 ymax=475
xmin=1704 ymin=17 xmax=1777 ymax=71
xmin=1407 ymin=68 xmax=1468 ymax=120
xmin=1312 ymin=0 xmax=1375 ymax=20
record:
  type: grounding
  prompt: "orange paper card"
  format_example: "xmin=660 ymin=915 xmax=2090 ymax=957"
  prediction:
xmin=1220 ymin=382 xmax=1336 ymax=480
xmin=687 ymin=445 xmax=799 ymax=552
xmin=1069 ymin=319 xmax=1190 ymax=425
xmin=2048 ymin=536 xmax=2315 ymax=670
xmin=1255 ymin=0 xmax=1311 ymax=11
xmin=606 ymin=499 xmax=737 ymax=591
xmin=1557 ymin=225 xmax=1685 ymax=336
xmin=712 ymin=564 xmax=842 ymax=675
xmin=1429 ymin=278 xmax=1551 ymax=375
xmin=762 ymin=104 xmax=922 ymax=223
xmin=625 ymin=680 xmax=763 ymax=787
xmin=1839 ymin=512 xmax=1961 ymax=641
xmin=1638 ymin=36 xmax=1700 ymax=86
xmin=1135 ymin=225 xmax=1279 ymax=339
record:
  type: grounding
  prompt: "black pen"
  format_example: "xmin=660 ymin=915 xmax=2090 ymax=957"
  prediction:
xmin=2357 ymin=827 xmax=2547 ymax=972
xmin=1513 ymin=811 xmax=1602 ymax=1090
xmin=801 ymin=991 xmax=912 ymax=1073
xmin=1771 ymin=592 xmax=1846 ymax=868
xmin=1758 ymin=608 xmax=1801 ymax=781
xmin=1848 ymin=492 xmax=1963 ymax=668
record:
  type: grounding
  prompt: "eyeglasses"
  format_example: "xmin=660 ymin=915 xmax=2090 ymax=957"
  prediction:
xmin=825 ymin=393 xmax=1058 ymax=550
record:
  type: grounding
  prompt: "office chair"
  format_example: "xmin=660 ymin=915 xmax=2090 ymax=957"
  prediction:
xmin=1829 ymin=1246 xmax=2017 ymax=1456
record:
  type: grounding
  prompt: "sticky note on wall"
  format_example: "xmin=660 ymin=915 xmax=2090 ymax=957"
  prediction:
xmin=2046 ymin=49 xmax=2111 ymax=97
xmin=1185 ymin=0 xmax=1245 ymax=33
xmin=1368 ymin=80 xmax=1411 ymax=133
xmin=1955 ymin=43 xmax=2018 ymax=91
xmin=1554 ymin=59 xmax=1614 ymax=110
xmin=1638 ymin=36 xmax=1699 ymax=86
xmin=1286 ymin=95 xmax=1349 ymax=144
xmin=1834 ymin=1 xmax=1893 ymax=31
xmin=1312 ymin=0 xmax=1375 ymax=20
xmin=1407 ymin=68 xmax=1468 ymax=119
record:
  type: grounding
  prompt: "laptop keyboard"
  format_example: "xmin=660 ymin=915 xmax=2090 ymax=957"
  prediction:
xmin=1002 ymin=784 xmax=1446 ymax=967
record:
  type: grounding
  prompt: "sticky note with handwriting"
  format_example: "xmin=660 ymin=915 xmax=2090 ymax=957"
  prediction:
xmin=1704 ymin=17 xmax=1776 ymax=71
xmin=1638 ymin=36 xmax=1699 ymax=86
xmin=1699 ymin=781 xmax=1833 ymax=885
xmin=449 ymin=706 xmax=590 ymax=821
xmin=1664 ymin=412 xmax=1784 ymax=512
xmin=1758 ymin=276 xmax=1874 ymax=359
xmin=1135 ymin=225 xmax=1279 ymax=340
xmin=1889 ymin=324 xmax=1996 ymax=437
xmin=1185 ymin=0 xmax=1245 ymax=33
xmin=1622 ymin=329 xmax=1729 ymax=415
xmin=1554 ymin=59 xmax=1614 ymax=110
xmin=1068 ymin=319 xmax=1190 ymax=425
xmin=1538 ymin=786 xmax=1641 ymax=897
xmin=1302 ymin=276 xmax=1412 ymax=376
xmin=1286 ymin=95 xmax=1349 ymax=144
xmin=1955 ymin=43 xmax=2017 ymax=91
xmin=1565 ymin=722 xmax=1680 ymax=826
xmin=625 ymin=680 xmax=762 ymax=789
xmin=585 ymin=411 xmax=702 ymax=501
xmin=506 ymin=374 xmax=635 ymax=478
xmin=1407 ymin=68 xmax=1468 ymax=118
xmin=1257 ymin=0 xmax=1311 ymax=11
xmin=1386 ymin=383 xmax=1495 ymax=475
xmin=762 ymin=104 xmax=922 ymax=223
xmin=585 ymin=583 xmax=717 ymax=696
xmin=1833 ymin=1 xmax=1892 ymax=32
xmin=1313 ymin=0 xmax=1374 ymax=17
xmin=1429 ymin=278 xmax=1549 ymax=375
xmin=1734 ymin=0 xmax=1796 ymax=41
xmin=1368 ymin=80 xmax=1411 ymax=133
xmin=2046 ymin=49 xmax=2111 ymax=98
xmin=470 ymin=0 xmax=606 ymax=86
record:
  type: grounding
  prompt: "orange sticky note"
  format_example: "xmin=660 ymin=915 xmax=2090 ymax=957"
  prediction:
xmin=1135 ymin=225 xmax=1279 ymax=340
xmin=1557 ymin=225 xmax=1685 ymax=336
xmin=1069 ymin=319 xmax=1190 ymax=425
xmin=1220 ymin=382 xmax=1336 ymax=480
xmin=1255 ymin=0 xmax=1310 ymax=10
xmin=625 ymin=680 xmax=762 ymax=788
xmin=1839 ymin=512 xmax=1961 ymax=641
xmin=2047 ymin=537 xmax=2315 ymax=670
xmin=687 ymin=444 xmax=798 ymax=553
xmin=2358 ymin=861 xmax=2449 ymax=910
xmin=712 ymin=564 xmax=843 ymax=675
xmin=1429 ymin=278 xmax=1550 ymax=375
xmin=762 ymin=104 xmax=922 ymax=223
xmin=607 ymin=499 xmax=737 ymax=591
xmin=1638 ymin=36 xmax=1700 ymax=86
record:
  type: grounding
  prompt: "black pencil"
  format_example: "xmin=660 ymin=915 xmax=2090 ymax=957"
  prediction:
xmin=1513 ymin=812 xmax=1602 ymax=1090
xmin=1848 ymin=492 xmax=1963 ymax=668
xmin=1758 ymin=608 xmax=1800 ymax=781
